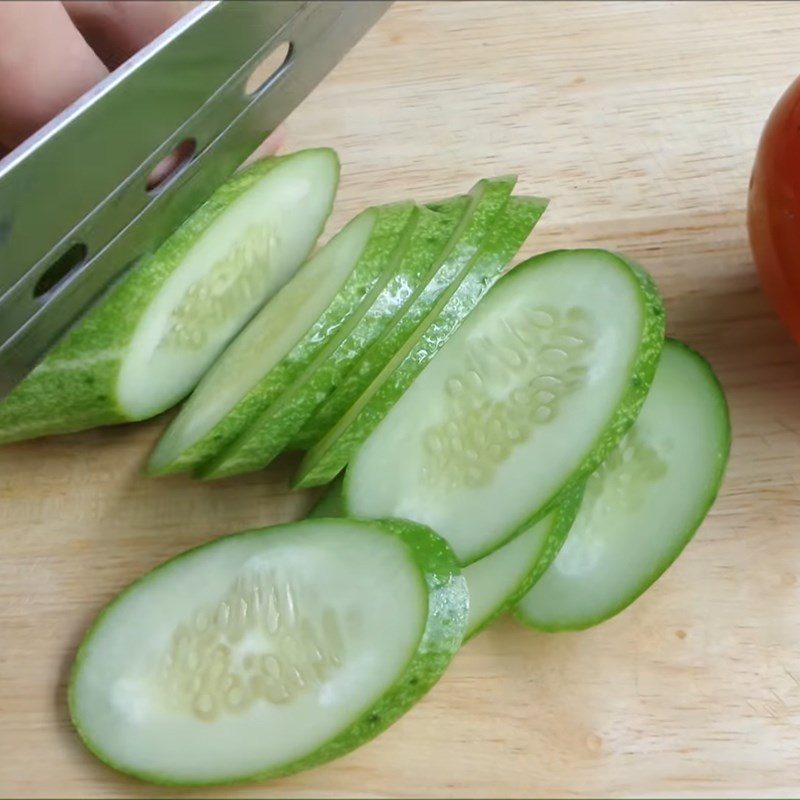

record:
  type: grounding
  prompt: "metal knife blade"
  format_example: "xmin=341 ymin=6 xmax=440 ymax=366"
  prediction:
xmin=0 ymin=0 xmax=390 ymax=399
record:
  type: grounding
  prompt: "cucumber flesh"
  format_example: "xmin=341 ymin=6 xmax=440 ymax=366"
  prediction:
xmin=147 ymin=202 xmax=415 ymax=475
xmin=344 ymin=249 xmax=665 ymax=564
xmin=69 ymin=517 xmax=467 ymax=786
xmin=199 ymin=198 xmax=473 ymax=480
xmin=294 ymin=195 xmax=548 ymax=490
xmin=0 ymin=149 xmax=338 ymax=444
xmin=292 ymin=177 xmax=516 ymax=449
xmin=463 ymin=485 xmax=582 ymax=640
xmin=515 ymin=339 xmax=730 ymax=631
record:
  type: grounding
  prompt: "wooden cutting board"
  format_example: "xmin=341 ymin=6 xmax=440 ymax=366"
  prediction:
xmin=3 ymin=2 xmax=800 ymax=797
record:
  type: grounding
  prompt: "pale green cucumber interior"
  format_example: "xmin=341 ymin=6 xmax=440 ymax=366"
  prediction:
xmin=148 ymin=210 xmax=375 ymax=473
xmin=346 ymin=250 xmax=646 ymax=564
xmin=463 ymin=512 xmax=554 ymax=637
xmin=516 ymin=341 xmax=729 ymax=630
xmin=70 ymin=519 xmax=426 ymax=784
xmin=117 ymin=151 xmax=338 ymax=419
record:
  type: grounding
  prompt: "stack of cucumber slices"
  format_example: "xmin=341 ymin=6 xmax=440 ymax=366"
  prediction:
xmin=0 ymin=149 xmax=731 ymax=786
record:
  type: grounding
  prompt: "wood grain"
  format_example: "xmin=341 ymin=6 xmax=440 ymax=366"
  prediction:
xmin=3 ymin=1 xmax=800 ymax=796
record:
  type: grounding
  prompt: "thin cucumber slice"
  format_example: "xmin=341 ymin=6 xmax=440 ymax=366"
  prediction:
xmin=293 ymin=195 xmax=548 ymax=489
xmin=147 ymin=201 xmax=416 ymax=475
xmin=198 ymin=196 xmax=473 ymax=480
xmin=292 ymin=176 xmax=517 ymax=449
xmin=515 ymin=339 xmax=730 ymax=631
xmin=305 ymin=479 xmax=581 ymax=641
xmin=343 ymin=249 xmax=666 ymax=564
xmin=0 ymin=149 xmax=338 ymax=444
xmin=463 ymin=484 xmax=583 ymax=640
xmin=308 ymin=477 xmax=345 ymax=518
xmin=69 ymin=517 xmax=467 ymax=786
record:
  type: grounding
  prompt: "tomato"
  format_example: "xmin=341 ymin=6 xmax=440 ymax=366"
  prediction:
xmin=748 ymin=76 xmax=800 ymax=344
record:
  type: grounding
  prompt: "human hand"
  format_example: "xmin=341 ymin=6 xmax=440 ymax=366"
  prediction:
xmin=0 ymin=1 xmax=284 ymax=159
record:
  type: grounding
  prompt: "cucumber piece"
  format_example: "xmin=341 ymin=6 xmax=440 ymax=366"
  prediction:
xmin=515 ymin=340 xmax=730 ymax=631
xmin=0 ymin=149 xmax=339 ymax=444
xmin=343 ymin=249 xmax=666 ymax=564
xmin=463 ymin=484 xmax=583 ymax=640
xmin=198 ymin=196 xmax=473 ymax=480
xmin=292 ymin=176 xmax=518 ymax=449
xmin=69 ymin=517 xmax=467 ymax=786
xmin=306 ymin=479 xmax=581 ymax=640
xmin=308 ymin=477 xmax=345 ymax=518
xmin=305 ymin=479 xmax=579 ymax=641
xmin=294 ymin=195 xmax=548 ymax=489
xmin=147 ymin=201 xmax=416 ymax=475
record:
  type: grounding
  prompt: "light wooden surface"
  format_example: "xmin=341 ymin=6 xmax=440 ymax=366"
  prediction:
xmin=3 ymin=1 xmax=800 ymax=797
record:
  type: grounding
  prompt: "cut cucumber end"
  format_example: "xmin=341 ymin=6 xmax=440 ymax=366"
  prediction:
xmin=0 ymin=149 xmax=339 ymax=445
xmin=119 ymin=149 xmax=340 ymax=420
xmin=344 ymin=248 xmax=665 ymax=565
xmin=146 ymin=205 xmax=380 ymax=476
xmin=515 ymin=339 xmax=730 ymax=632
xmin=69 ymin=517 xmax=467 ymax=786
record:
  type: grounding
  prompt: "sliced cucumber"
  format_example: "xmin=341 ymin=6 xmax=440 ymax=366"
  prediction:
xmin=293 ymin=195 xmax=548 ymax=489
xmin=69 ymin=517 xmax=467 ymax=786
xmin=515 ymin=339 xmax=730 ymax=631
xmin=0 ymin=149 xmax=339 ymax=444
xmin=305 ymin=479 xmax=579 ymax=641
xmin=199 ymin=196 xmax=474 ymax=480
xmin=147 ymin=201 xmax=416 ymax=475
xmin=292 ymin=176 xmax=518 ymax=449
xmin=463 ymin=484 xmax=583 ymax=640
xmin=343 ymin=249 xmax=666 ymax=564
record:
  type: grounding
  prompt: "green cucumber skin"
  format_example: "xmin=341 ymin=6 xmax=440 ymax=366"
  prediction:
xmin=465 ymin=483 xmax=584 ymax=641
xmin=0 ymin=150 xmax=338 ymax=446
xmin=514 ymin=339 xmax=731 ymax=633
xmin=295 ymin=195 xmax=547 ymax=490
xmin=198 ymin=198 xmax=473 ymax=480
xmin=292 ymin=176 xmax=516 ymax=449
xmin=146 ymin=200 xmax=416 ymax=476
xmin=68 ymin=517 xmax=467 ymax=787
xmin=308 ymin=477 xmax=345 ymax=518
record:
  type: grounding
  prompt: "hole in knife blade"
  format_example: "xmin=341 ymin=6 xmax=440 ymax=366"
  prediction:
xmin=245 ymin=41 xmax=292 ymax=96
xmin=33 ymin=242 xmax=88 ymax=298
xmin=145 ymin=137 xmax=197 ymax=193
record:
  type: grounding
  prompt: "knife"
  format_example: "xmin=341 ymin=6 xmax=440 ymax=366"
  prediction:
xmin=0 ymin=0 xmax=391 ymax=399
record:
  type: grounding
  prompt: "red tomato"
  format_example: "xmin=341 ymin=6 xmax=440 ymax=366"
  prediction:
xmin=749 ymin=76 xmax=800 ymax=344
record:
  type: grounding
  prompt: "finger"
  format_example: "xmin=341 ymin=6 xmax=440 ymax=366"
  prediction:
xmin=0 ymin=1 xmax=108 ymax=150
xmin=63 ymin=1 xmax=185 ymax=70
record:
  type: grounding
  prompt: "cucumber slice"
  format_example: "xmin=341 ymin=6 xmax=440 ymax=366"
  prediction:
xmin=463 ymin=484 xmax=583 ymax=640
xmin=69 ymin=517 xmax=467 ymax=786
xmin=0 ymin=149 xmax=339 ymax=444
xmin=515 ymin=339 xmax=730 ymax=631
xmin=343 ymin=249 xmax=666 ymax=564
xmin=198 ymin=196 xmax=473 ymax=480
xmin=147 ymin=201 xmax=416 ymax=475
xmin=294 ymin=195 xmax=548 ymax=489
xmin=292 ymin=176 xmax=518 ymax=449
